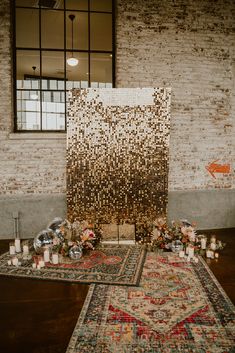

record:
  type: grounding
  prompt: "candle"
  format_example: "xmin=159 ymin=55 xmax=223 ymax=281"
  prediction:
xmin=23 ymin=244 xmax=29 ymax=255
xmin=210 ymin=242 xmax=216 ymax=251
xmin=43 ymin=249 xmax=50 ymax=263
xmin=37 ymin=264 xmax=41 ymax=270
xmin=188 ymin=247 xmax=194 ymax=258
xmin=206 ymin=250 xmax=211 ymax=258
xmin=211 ymin=236 xmax=216 ymax=244
xmin=179 ymin=250 xmax=185 ymax=258
xmin=32 ymin=263 xmax=37 ymax=269
xmin=201 ymin=238 xmax=207 ymax=250
xmin=215 ymin=252 xmax=219 ymax=259
xmin=210 ymin=251 xmax=215 ymax=259
xmin=52 ymin=253 xmax=59 ymax=265
xmin=186 ymin=256 xmax=191 ymax=262
xmin=38 ymin=260 xmax=45 ymax=268
xmin=7 ymin=260 xmax=12 ymax=266
xmin=15 ymin=239 xmax=21 ymax=253
xmin=194 ymin=257 xmax=199 ymax=263
xmin=9 ymin=245 xmax=16 ymax=255
xmin=12 ymin=257 xmax=18 ymax=266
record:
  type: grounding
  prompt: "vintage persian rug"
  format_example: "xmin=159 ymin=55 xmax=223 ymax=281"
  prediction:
xmin=0 ymin=244 xmax=146 ymax=286
xmin=66 ymin=253 xmax=235 ymax=353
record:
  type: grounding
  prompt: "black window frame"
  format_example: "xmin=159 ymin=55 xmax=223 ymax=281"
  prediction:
xmin=12 ymin=0 xmax=116 ymax=133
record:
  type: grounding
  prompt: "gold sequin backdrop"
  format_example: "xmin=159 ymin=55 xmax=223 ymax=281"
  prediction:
xmin=67 ymin=88 xmax=171 ymax=226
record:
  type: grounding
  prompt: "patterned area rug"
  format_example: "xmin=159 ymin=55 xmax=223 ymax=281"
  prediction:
xmin=0 ymin=244 xmax=146 ymax=285
xmin=66 ymin=252 xmax=235 ymax=353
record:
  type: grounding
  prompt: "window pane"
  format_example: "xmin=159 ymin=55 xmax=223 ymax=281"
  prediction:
xmin=66 ymin=0 xmax=88 ymax=10
xmin=41 ymin=10 xmax=64 ymax=49
xmin=90 ymin=13 xmax=112 ymax=51
xmin=16 ymin=0 xmax=39 ymax=8
xmin=66 ymin=52 xmax=88 ymax=89
xmin=90 ymin=53 xmax=112 ymax=86
xmin=16 ymin=8 xmax=39 ymax=47
xmin=16 ymin=50 xmax=40 ymax=85
xmin=90 ymin=0 xmax=112 ymax=12
xmin=66 ymin=12 xmax=88 ymax=50
xmin=17 ymin=90 xmax=41 ymax=130
xmin=42 ymin=91 xmax=65 ymax=130
xmin=41 ymin=51 xmax=65 ymax=89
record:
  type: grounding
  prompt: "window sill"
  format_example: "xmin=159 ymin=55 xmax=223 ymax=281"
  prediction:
xmin=9 ymin=133 xmax=66 ymax=140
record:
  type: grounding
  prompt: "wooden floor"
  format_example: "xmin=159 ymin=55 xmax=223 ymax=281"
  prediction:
xmin=0 ymin=228 xmax=234 ymax=353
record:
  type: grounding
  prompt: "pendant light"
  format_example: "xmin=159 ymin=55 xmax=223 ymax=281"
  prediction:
xmin=67 ymin=14 xmax=79 ymax=67
xmin=30 ymin=66 xmax=39 ymax=100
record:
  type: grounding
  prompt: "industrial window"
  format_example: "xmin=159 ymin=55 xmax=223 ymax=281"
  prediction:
xmin=14 ymin=0 xmax=115 ymax=131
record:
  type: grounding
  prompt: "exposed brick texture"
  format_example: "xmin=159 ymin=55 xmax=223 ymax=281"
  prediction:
xmin=116 ymin=0 xmax=235 ymax=191
xmin=0 ymin=0 xmax=234 ymax=195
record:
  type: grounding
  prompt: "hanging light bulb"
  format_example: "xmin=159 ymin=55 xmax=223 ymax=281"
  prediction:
xmin=30 ymin=66 xmax=39 ymax=100
xmin=67 ymin=14 xmax=79 ymax=67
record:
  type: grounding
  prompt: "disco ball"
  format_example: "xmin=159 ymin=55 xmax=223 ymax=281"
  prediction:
xmin=69 ymin=245 xmax=83 ymax=260
xmin=34 ymin=229 xmax=55 ymax=254
xmin=171 ymin=240 xmax=183 ymax=253
xmin=47 ymin=217 xmax=63 ymax=231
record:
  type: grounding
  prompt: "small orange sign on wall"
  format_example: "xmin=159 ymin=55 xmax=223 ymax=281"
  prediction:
xmin=206 ymin=159 xmax=231 ymax=179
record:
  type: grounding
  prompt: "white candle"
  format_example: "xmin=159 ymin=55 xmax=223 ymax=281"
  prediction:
xmin=193 ymin=257 xmax=199 ymax=263
xmin=23 ymin=244 xmax=29 ymax=255
xmin=37 ymin=264 xmax=41 ymax=270
xmin=38 ymin=260 xmax=45 ymax=268
xmin=206 ymin=250 xmax=211 ymax=258
xmin=188 ymin=247 xmax=194 ymax=258
xmin=210 ymin=242 xmax=216 ymax=251
xmin=215 ymin=252 xmax=219 ymax=259
xmin=7 ymin=260 xmax=12 ymax=266
xmin=52 ymin=253 xmax=59 ymax=265
xmin=12 ymin=257 xmax=18 ymax=266
xmin=179 ymin=250 xmax=185 ymax=258
xmin=15 ymin=239 xmax=21 ymax=253
xmin=32 ymin=263 xmax=37 ymax=269
xmin=201 ymin=238 xmax=207 ymax=250
xmin=211 ymin=236 xmax=216 ymax=244
xmin=9 ymin=245 xmax=16 ymax=255
xmin=43 ymin=249 xmax=50 ymax=263
xmin=210 ymin=251 xmax=214 ymax=259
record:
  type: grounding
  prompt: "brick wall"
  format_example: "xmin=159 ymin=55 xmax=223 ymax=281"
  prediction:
xmin=116 ymin=0 xmax=235 ymax=191
xmin=0 ymin=0 xmax=234 ymax=196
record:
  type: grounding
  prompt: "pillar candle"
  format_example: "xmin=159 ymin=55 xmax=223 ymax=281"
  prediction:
xmin=38 ymin=260 xmax=45 ymax=268
xmin=188 ymin=247 xmax=194 ymax=258
xmin=210 ymin=242 xmax=216 ymax=251
xmin=12 ymin=257 xmax=18 ymax=266
xmin=179 ymin=250 xmax=185 ymax=258
xmin=7 ymin=260 xmax=12 ymax=266
xmin=206 ymin=250 xmax=211 ymax=258
xmin=52 ymin=253 xmax=59 ymax=265
xmin=43 ymin=249 xmax=50 ymax=263
xmin=201 ymin=238 xmax=207 ymax=250
xmin=23 ymin=244 xmax=29 ymax=255
xmin=9 ymin=245 xmax=16 ymax=255
xmin=15 ymin=239 xmax=21 ymax=253
xmin=32 ymin=263 xmax=37 ymax=269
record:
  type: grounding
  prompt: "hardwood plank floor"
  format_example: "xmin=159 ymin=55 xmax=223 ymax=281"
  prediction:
xmin=0 ymin=228 xmax=234 ymax=353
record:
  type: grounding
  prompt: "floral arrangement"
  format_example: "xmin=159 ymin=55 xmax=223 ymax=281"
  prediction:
xmin=137 ymin=216 xmax=225 ymax=258
xmin=51 ymin=219 xmax=102 ymax=257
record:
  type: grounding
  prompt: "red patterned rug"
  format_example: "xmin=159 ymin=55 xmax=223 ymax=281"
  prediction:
xmin=66 ymin=252 xmax=235 ymax=352
xmin=0 ymin=244 xmax=146 ymax=286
